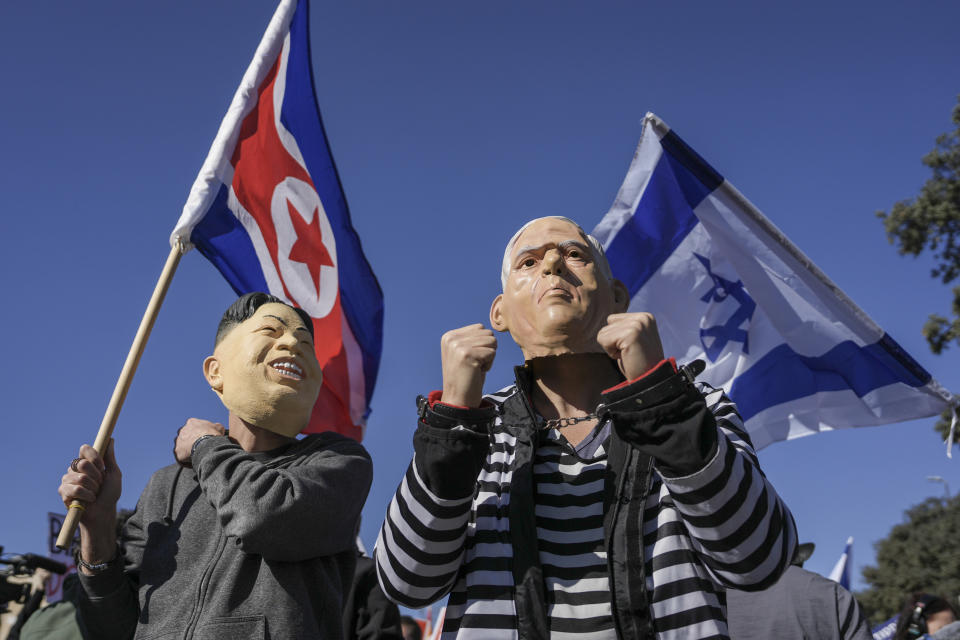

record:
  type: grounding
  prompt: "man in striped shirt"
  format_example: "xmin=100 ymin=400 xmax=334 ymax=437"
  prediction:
xmin=375 ymin=216 xmax=797 ymax=639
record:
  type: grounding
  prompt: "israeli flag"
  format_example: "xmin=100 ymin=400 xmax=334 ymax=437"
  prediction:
xmin=828 ymin=536 xmax=854 ymax=590
xmin=593 ymin=113 xmax=955 ymax=450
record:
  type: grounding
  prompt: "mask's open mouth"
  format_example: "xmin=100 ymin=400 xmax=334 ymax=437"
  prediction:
xmin=270 ymin=359 xmax=304 ymax=380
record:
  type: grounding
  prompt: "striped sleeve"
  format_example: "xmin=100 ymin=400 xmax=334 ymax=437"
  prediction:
xmin=835 ymin=581 xmax=872 ymax=640
xmin=375 ymin=456 xmax=474 ymax=607
xmin=658 ymin=385 xmax=797 ymax=590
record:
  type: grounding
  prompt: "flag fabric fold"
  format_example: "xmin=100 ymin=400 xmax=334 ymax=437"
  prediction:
xmin=593 ymin=113 xmax=954 ymax=450
xmin=170 ymin=0 xmax=383 ymax=441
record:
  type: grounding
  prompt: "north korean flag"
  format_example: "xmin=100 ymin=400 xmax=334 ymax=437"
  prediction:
xmin=171 ymin=0 xmax=383 ymax=441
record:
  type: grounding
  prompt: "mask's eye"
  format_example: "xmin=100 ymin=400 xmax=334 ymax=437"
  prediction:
xmin=519 ymin=256 xmax=536 ymax=268
xmin=258 ymin=325 xmax=281 ymax=335
xmin=565 ymin=246 xmax=588 ymax=262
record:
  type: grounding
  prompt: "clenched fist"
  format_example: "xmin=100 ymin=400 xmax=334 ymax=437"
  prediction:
xmin=440 ymin=324 xmax=497 ymax=408
xmin=597 ymin=312 xmax=665 ymax=381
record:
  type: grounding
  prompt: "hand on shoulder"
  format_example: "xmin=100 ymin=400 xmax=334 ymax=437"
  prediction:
xmin=174 ymin=418 xmax=226 ymax=466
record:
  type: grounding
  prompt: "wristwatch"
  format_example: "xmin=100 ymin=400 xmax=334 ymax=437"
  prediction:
xmin=190 ymin=434 xmax=220 ymax=459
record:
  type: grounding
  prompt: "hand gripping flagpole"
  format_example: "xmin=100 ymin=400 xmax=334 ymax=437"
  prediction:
xmin=56 ymin=239 xmax=186 ymax=550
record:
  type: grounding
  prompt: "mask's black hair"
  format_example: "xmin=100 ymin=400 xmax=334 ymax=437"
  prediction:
xmin=214 ymin=292 xmax=313 ymax=347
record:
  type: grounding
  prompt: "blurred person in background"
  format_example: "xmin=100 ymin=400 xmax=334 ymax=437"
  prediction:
xmin=726 ymin=542 xmax=871 ymax=640
xmin=893 ymin=593 xmax=958 ymax=640
xmin=399 ymin=615 xmax=422 ymax=640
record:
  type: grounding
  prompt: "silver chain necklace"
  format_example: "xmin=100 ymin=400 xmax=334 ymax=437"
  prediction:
xmin=540 ymin=413 xmax=599 ymax=430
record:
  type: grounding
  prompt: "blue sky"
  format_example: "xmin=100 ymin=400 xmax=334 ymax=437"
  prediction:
xmin=2 ymin=0 xmax=958 ymax=599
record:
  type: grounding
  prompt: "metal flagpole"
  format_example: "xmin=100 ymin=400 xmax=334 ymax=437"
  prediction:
xmin=56 ymin=240 xmax=186 ymax=550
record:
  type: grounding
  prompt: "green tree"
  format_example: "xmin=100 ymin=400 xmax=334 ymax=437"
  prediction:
xmin=857 ymin=495 xmax=960 ymax=623
xmin=878 ymin=95 xmax=960 ymax=441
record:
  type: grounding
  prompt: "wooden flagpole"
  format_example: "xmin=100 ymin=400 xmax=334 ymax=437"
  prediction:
xmin=56 ymin=240 xmax=185 ymax=550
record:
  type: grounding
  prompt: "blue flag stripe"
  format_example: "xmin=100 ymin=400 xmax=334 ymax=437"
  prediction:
xmin=729 ymin=335 xmax=930 ymax=422
xmin=606 ymin=129 xmax=725 ymax=298
xmin=191 ymin=185 xmax=270 ymax=294
xmin=659 ymin=129 xmax=724 ymax=196
xmin=877 ymin=333 xmax=932 ymax=387
xmin=606 ymin=157 xmax=701 ymax=296
xmin=283 ymin=0 xmax=384 ymax=404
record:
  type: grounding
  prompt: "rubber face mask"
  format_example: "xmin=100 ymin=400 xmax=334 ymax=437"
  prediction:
xmin=205 ymin=303 xmax=322 ymax=437
xmin=491 ymin=217 xmax=624 ymax=359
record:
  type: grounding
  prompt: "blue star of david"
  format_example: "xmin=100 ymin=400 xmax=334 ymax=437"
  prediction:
xmin=694 ymin=253 xmax=756 ymax=361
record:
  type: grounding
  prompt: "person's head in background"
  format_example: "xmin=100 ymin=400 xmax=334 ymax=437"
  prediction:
xmin=893 ymin=593 xmax=958 ymax=640
xmin=399 ymin=615 xmax=422 ymax=640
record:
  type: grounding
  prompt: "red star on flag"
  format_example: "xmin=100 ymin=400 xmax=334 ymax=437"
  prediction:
xmin=287 ymin=199 xmax=334 ymax=296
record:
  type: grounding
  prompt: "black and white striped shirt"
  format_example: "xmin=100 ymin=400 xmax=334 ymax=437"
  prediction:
xmin=535 ymin=424 xmax=615 ymax=639
xmin=375 ymin=382 xmax=795 ymax=639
